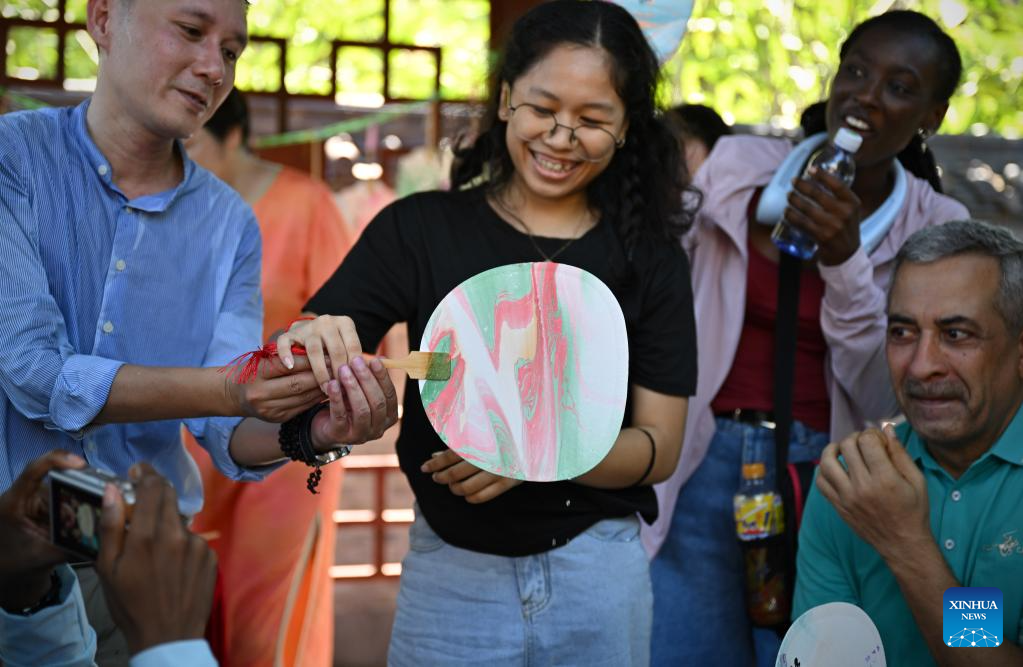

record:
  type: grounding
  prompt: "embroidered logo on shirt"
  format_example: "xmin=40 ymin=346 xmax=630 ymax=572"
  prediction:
xmin=943 ymin=587 xmax=1003 ymax=647
xmin=983 ymin=530 xmax=1023 ymax=557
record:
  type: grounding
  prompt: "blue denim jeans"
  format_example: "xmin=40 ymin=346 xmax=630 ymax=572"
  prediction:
xmin=388 ymin=509 xmax=652 ymax=666
xmin=649 ymin=417 xmax=828 ymax=667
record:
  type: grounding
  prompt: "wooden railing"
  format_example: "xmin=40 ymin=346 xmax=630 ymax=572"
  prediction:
xmin=331 ymin=454 xmax=412 ymax=580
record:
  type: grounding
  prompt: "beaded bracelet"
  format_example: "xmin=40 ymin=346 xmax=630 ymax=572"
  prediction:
xmin=279 ymin=403 xmax=351 ymax=494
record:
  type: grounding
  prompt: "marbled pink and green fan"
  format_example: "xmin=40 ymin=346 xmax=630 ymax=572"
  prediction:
xmin=419 ymin=262 xmax=628 ymax=482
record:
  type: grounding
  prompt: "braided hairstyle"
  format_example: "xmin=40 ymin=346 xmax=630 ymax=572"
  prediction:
xmin=452 ymin=0 xmax=697 ymax=269
xmin=806 ymin=10 xmax=961 ymax=193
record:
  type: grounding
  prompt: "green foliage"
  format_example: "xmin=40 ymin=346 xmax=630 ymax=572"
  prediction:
xmin=64 ymin=0 xmax=86 ymax=22
xmin=63 ymin=29 xmax=98 ymax=81
xmin=3 ymin=0 xmax=488 ymax=102
xmin=334 ymin=46 xmax=384 ymax=103
xmin=3 ymin=0 xmax=1019 ymax=137
xmin=661 ymin=0 xmax=1023 ymax=138
xmin=238 ymin=42 xmax=284 ymax=93
xmin=4 ymin=27 xmax=57 ymax=80
xmin=237 ymin=0 xmax=386 ymax=96
xmin=236 ymin=0 xmax=489 ymax=101
xmin=388 ymin=0 xmax=489 ymax=99
xmin=2 ymin=1 xmax=60 ymax=22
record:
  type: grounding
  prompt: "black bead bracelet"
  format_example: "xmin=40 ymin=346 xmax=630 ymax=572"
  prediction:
xmin=278 ymin=403 xmax=350 ymax=494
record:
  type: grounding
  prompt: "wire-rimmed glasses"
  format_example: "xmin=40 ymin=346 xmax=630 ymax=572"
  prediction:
xmin=506 ymin=99 xmax=625 ymax=162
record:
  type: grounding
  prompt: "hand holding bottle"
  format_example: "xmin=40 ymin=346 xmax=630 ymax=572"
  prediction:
xmin=772 ymin=128 xmax=863 ymax=264
xmin=785 ymin=167 xmax=864 ymax=266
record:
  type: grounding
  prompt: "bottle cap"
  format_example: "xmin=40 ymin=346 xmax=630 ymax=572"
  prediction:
xmin=833 ymin=127 xmax=863 ymax=153
xmin=742 ymin=463 xmax=766 ymax=479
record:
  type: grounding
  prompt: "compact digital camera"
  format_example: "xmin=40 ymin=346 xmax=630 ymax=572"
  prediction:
xmin=48 ymin=466 xmax=135 ymax=560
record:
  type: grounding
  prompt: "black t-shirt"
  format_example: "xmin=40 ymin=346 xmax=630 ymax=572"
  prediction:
xmin=306 ymin=187 xmax=696 ymax=556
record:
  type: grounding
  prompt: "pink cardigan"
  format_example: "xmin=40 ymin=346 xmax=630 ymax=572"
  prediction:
xmin=643 ymin=135 xmax=969 ymax=557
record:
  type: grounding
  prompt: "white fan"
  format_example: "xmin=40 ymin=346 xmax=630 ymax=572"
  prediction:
xmin=776 ymin=602 xmax=886 ymax=667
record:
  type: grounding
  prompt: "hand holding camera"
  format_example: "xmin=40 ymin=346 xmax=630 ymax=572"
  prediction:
xmin=0 ymin=449 xmax=87 ymax=612
xmin=96 ymin=463 xmax=218 ymax=655
xmin=1 ymin=453 xmax=217 ymax=658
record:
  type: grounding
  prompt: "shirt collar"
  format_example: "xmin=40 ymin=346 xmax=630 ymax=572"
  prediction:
xmin=903 ymin=403 xmax=1023 ymax=473
xmin=901 ymin=423 xmax=943 ymax=474
xmin=71 ymin=99 xmax=196 ymax=213
xmin=987 ymin=402 xmax=1023 ymax=465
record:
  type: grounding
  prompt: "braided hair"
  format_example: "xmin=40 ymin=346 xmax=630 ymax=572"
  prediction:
xmin=452 ymin=0 xmax=698 ymax=270
xmin=805 ymin=10 xmax=962 ymax=193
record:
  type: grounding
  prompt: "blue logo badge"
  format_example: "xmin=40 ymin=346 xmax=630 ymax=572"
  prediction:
xmin=943 ymin=587 xmax=1003 ymax=647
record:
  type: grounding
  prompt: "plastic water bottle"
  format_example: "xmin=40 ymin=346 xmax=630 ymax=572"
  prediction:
xmin=772 ymin=127 xmax=863 ymax=259
xmin=734 ymin=436 xmax=788 ymax=627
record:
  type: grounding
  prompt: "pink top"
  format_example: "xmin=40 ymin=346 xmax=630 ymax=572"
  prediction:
xmin=643 ymin=135 xmax=969 ymax=556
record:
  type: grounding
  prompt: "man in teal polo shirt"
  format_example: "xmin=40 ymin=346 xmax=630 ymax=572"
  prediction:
xmin=793 ymin=220 xmax=1023 ymax=666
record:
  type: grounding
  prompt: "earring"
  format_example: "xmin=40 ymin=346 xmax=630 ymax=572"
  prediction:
xmin=917 ymin=127 xmax=931 ymax=152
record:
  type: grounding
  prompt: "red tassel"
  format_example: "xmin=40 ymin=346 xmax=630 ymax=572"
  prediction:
xmin=220 ymin=316 xmax=315 ymax=384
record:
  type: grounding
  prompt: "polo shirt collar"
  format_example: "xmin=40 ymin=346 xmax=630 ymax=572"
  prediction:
xmin=904 ymin=403 xmax=1023 ymax=475
xmin=71 ymin=99 xmax=196 ymax=213
xmin=987 ymin=402 xmax=1023 ymax=466
xmin=904 ymin=428 xmax=946 ymax=476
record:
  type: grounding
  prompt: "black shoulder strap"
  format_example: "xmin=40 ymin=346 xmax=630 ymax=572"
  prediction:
xmin=773 ymin=252 xmax=801 ymax=472
xmin=773 ymin=251 xmax=802 ymax=634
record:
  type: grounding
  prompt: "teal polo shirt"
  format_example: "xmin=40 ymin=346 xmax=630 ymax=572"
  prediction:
xmin=793 ymin=408 xmax=1023 ymax=665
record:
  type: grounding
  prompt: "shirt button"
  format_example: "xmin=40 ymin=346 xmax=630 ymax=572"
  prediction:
xmin=951 ymin=490 xmax=962 ymax=502
xmin=565 ymin=499 xmax=571 ymax=507
xmin=97 ymin=164 xmax=108 ymax=176
xmin=115 ymin=259 xmax=126 ymax=271
xmin=102 ymin=321 xmax=114 ymax=334
xmin=85 ymin=439 xmax=96 ymax=453
xmin=944 ymin=538 xmax=956 ymax=551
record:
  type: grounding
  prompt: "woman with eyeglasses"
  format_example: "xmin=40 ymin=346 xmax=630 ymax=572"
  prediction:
xmin=274 ymin=1 xmax=697 ymax=663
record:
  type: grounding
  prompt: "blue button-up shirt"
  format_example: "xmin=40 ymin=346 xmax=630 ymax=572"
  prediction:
xmin=0 ymin=100 xmax=266 ymax=515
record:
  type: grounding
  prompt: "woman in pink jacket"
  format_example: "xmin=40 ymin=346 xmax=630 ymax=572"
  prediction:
xmin=646 ymin=11 xmax=968 ymax=666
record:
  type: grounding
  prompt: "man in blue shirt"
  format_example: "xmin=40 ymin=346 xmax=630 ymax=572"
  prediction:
xmin=794 ymin=220 xmax=1023 ymax=666
xmin=0 ymin=0 xmax=398 ymax=662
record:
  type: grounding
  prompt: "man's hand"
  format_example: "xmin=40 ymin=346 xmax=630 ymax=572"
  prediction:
xmin=309 ymin=356 xmax=399 ymax=451
xmin=227 ymin=353 xmax=323 ymax=423
xmin=0 ymin=450 xmax=85 ymax=611
xmin=95 ymin=464 xmax=217 ymax=656
xmin=819 ymin=427 xmax=1023 ymax=666
xmin=422 ymin=449 xmax=522 ymax=504
xmin=785 ymin=167 xmax=863 ymax=266
xmin=816 ymin=425 xmax=932 ymax=561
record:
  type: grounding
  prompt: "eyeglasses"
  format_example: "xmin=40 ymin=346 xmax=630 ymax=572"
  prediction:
xmin=506 ymin=99 xmax=625 ymax=162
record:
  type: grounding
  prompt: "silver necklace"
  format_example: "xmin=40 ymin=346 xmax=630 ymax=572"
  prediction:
xmin=493 ymin=196 xmax=590 ymax=263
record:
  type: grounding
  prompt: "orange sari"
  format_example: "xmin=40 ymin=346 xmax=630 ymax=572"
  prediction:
xmin=188 ymin=166 xmax=353 ymax=667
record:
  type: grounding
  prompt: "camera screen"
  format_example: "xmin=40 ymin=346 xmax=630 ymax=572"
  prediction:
xmin=50 ymin=478 xmax=103 ymax=560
